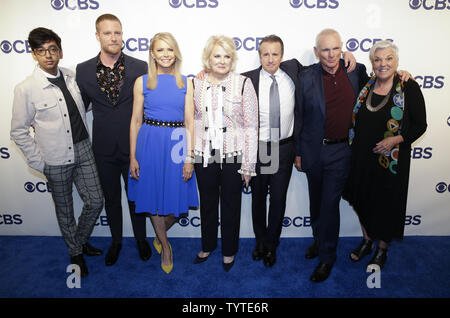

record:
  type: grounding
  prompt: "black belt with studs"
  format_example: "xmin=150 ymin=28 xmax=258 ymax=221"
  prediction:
xmin=144 ymin=118 xmax=184 ymax=128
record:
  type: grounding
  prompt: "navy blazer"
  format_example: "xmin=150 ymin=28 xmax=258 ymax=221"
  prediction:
xmin=295 ymin=60 xmax=368 ymax=171
xmin=241 ymin=59 xmax=306 ymax=140
xmin=76 ymin=53 xmax=148 ymax=156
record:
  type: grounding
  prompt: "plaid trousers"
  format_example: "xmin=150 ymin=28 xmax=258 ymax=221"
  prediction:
xmin=44 ymin=138 xmax=104 ymax=256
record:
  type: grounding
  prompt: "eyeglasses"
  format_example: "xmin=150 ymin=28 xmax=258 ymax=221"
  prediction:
xmin=34 ymin=47 xmax=60 ymax=56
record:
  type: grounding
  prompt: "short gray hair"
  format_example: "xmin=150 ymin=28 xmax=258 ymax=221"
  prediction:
xmin=369 ymin=40 xmax=399 ymax=63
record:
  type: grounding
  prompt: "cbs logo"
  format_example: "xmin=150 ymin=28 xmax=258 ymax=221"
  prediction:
xmin=168 ymin=0 xmax=218 ymax=8
xmin=1 ymin=40 xmax=31 ymax=54
xmin=233 ymin=37 xmax=263 ymax=51
xmin=122 ymin=38 xmax=152 ymax=52
xmin=346 ymin=38 xmax=393 ymax=52
xmin=282 ymin=216 xmax=311 ymax=227
xmin=289 ymin=0 xmax=339 ymax=9
xmin=51 ymin=0 xmax=99 ymax=10
xmin=177 ymin=216 xmax=201 ymax=227
xmin=414 ymin=76 xmax=444 ymax=89
xmin=24 ymin=181 xmax=51 ymax=193
xmin=409 ymin=0 xmax=450 ymax=10
xmin=435 ymin=182 xmax=450 ymax=193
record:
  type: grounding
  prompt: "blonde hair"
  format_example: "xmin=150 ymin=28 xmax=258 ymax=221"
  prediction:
xmin=201 ymin=35 xmax=237 ymax=72
xmin=147 ymin=32 xmax=184 ymax=90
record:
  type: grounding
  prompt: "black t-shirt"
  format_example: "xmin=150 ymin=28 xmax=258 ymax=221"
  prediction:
xmin=47 ymin=74 xmax=89 ymax=144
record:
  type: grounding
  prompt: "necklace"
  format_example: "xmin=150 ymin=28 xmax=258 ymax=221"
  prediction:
xmin=366 ymin=88 xmax=391 ymax=112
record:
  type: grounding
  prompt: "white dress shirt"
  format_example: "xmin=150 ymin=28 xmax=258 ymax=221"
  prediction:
xmin=258 ymin=67 xmax=295 ymax=141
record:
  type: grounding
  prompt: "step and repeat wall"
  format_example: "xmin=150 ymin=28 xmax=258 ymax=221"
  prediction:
xmin=1 ymin=0 xmax=449 ymax=238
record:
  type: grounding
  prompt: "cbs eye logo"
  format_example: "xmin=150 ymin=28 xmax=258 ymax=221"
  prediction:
xmin=1 ymin=40 xmax=30 ymax=54
xmin=233 ymin=37 xmax=263 ymax=51
xmin=346 ymin=38 xmax=394 ymax=52
xmin=436 ymin=182 xmax=450 ymax=193
xmin=177 ymin=216 xmax=201 ymax=227
xmin=1 ymin=40 xmax=12 ymax=53
xmin=24 ymin=181 xmax=51 ymax=193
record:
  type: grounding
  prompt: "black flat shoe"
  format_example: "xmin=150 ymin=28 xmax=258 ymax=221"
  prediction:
xmin=305 ymin=240 xmax=319 ymax=259
xmin=367 ymin=247 xmax=388 ymax=271
xmin=194 ymin=252 xmax=210 ymax=264
xmin=137 ymin=239 xmax=152 ymax=261
xmin=223 ymin=258 xmax=235 ymax=272
xmin=82 ymin=242 xmax=103 ymax=256
xmin=350 ymin=239 xmax=374 ymax=262
xmin=105 ymin=243 xmax=122 ymax=266
xmin=310 ymin=262 xmax=333 ymax=283
xmin=252 ymin=243 xmax=265 ymax=261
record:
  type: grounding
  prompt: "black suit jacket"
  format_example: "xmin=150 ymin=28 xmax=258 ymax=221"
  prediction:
xmin=241 ymin=59 xmax=306 ymax=142
xmin=76 ymin=53 xmax=148 ymax=156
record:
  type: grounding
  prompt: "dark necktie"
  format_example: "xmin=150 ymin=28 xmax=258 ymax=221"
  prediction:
xmin=270 ymin=75 xmax=280 ymax=141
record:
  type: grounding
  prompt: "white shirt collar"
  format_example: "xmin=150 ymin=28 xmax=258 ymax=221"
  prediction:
xmin=260 ymin=67 xmax=283 ymax=79
xmin=38 ymin=66 xmax=61 ymax=79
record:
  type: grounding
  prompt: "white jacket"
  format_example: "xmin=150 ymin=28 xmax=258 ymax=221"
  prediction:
xmin=10 ymin=66 xmax=88 ymax=172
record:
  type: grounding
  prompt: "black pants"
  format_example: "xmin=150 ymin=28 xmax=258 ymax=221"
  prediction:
xmin=94 ymin=149 xmax=147 ymax=244
xmin=194 ymin=156 xmax=243 ymax=257
xmin=251 ymin=139 xmax=294 ymax=250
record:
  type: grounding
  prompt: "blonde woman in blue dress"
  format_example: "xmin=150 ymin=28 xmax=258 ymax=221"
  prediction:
xmin=128 ymin=32 xmax=199 ymax=274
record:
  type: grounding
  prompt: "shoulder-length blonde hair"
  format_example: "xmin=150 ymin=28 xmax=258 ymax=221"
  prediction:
xmin=147 ymin=32 xmax=184 ymax=90
xmin=201 ymin=35 xmax=238 ymax=72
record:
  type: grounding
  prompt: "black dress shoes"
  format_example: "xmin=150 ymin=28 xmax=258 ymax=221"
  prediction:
xmin=82 ymin=242 xmax=103 ymax=256
xmin=252 ymin=243 xmax=265 ymax=261
xmin=305 ymin=240 xmax=319 ymax=259
xmin=137 ymin=239 xmax=152 ymax=261
xmin=70 ymin=254 xmax=88 ymax=277
xmin=310 ymin=262 xmax=333 ymax=283
xmin=263 ymin=248 xmax=276 ymax=267
xmin=194 ymin=254 xmax=209 ymax=264
xmin=222 ymin=258 xmax=235 ymax=272
xmin=105 ymin=243 xmax=122 ymax=266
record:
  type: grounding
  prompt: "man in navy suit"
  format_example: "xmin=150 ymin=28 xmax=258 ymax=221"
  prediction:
xmin=242 ymin=35 xmax=304 ymax=267
xmin=76 ymin=14 xmax=151 ymax=266
xmin=294 ymin=29 xmax=368 ymax=282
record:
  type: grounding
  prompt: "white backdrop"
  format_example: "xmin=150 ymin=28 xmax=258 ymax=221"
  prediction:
xmin=1 ymin=0 xmax=449 ymax=239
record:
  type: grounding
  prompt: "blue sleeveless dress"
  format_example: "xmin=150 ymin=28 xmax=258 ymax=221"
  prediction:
xmin=128 ymin=74 xmax=199 ymax=216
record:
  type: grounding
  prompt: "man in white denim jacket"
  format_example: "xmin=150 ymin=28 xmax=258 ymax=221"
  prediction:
xmin=10 ymin=27 xmax=104 ymax=277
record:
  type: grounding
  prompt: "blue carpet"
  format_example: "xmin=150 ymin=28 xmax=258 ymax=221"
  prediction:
xmin=0 ymin=236 xmax=449 ymax=298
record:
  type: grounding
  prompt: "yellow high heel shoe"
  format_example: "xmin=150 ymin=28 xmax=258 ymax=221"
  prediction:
xmin=153 ymin=238 xmax=162 ymax=254
xmin=161 ymin=243 xmax=173 ymax=274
